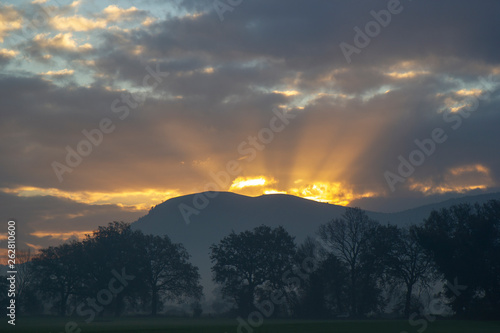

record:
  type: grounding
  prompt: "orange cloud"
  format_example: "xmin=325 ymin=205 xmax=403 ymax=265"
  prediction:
xmin=0 ymin=186 xmax=181 ymax=211
xmin=30 ymin=231 xmax=91 ymax=241
xmin=409 ymin=164 xmax=493 ymax=195
xmin=289 ymin=182 xmax=376 ymax=206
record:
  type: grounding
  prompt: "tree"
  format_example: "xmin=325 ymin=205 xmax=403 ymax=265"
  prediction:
xmin=139 ymin=234 xmax=202 ymax=316
xmin=15 ymin=248 xmax=43 ymax=314
xmin=81 ymin=222 xmax=146 ymax=317
xmin=0 ymin=275 xmax=10 ymax=309
xmin=318 ymin=207 xmax=379 ymax=317
xmin=15 ymin=249 xmax=34 ymax=302
xmin=416 ymin=201 xmax=500 ymax=319
xmin=210 ymin=225 xmax=296 ymax=315
xmin=291 ymin=237 xmax=349 ymax=319
xmin=384 ymin=226 xmax=434 ymax=318
xmin=32 ymin=241 xmax=85 ymax=316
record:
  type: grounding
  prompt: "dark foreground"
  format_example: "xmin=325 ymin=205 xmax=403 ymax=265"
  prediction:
xmin=1 ymin=317 xmax=500 ymax=333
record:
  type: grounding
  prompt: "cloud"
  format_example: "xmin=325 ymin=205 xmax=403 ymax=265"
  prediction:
xmin=102 ymin=5 xmax=145 ymax=22
xmin=0 ymin=48 xmax=18 ymax=66
xmin=0 ymin=48 xmax=18 ymax=58
xmin=0 ymin=192 xmax=145 ymax=256
xmin=0 ymin=4 xmax=22 ymax=42
xmin=47 ymin=5 xmax=147 ymax=32
xmin=33 ymin=32 xmax=92 ymax=50
xmin=22 ymin=32 xmax=93 ymax=62
xmin=39 ymin=68 xmax=74 ymax=76
xmin=1 ymin=186 xmax=182 ymax=211
xmin=50 ymin=15 xmax=107 ymax=31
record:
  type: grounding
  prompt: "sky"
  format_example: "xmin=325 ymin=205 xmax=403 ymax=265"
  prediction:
xmin=1 ymin=0 xmax=500 ymax=252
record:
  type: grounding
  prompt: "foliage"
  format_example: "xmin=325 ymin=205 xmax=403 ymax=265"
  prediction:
xmin=210 ymin=225 xmax=296 ymax=315
xmin=416 ymin=201 xmax=500 ymax=319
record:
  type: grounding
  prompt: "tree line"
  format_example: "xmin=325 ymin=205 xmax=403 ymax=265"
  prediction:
xmin=1 ymin=222 xmax=202 ymax=318
xmin=1 ymin=201 xmax=499 ymax=319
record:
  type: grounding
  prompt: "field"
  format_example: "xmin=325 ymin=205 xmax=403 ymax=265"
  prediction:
xmin=1 ymin=317 xmax=500 ymax=333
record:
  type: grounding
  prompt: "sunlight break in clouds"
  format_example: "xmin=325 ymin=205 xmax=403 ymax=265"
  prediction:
xmin=30 ymin=230 xmax=92 ymax=241
xmin=229 ymin=176 xmax=272 ymax=190
xmin=39 ymin=68 xmax=74 ymax=76
xmin=0 ymin=187 xmax=181 ymax=211
xmin=408 ymin=164 xmax=493 ymax=196
xmin=289 ymin=182 xmax=376 ymax=206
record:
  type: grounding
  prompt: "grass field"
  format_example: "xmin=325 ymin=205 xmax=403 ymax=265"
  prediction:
xmin=1 ymin=317 xmax=500 ymax=333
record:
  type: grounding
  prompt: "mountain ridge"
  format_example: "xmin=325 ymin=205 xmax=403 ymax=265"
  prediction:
xmin=131 ymin=190 xmax=500 ymax=299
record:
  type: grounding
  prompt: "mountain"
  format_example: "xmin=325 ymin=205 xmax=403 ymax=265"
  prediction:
xmin=131 ymin=191 xmax=500 ymax=300
xmin=377 ymin=191 xmax=500 ymax=226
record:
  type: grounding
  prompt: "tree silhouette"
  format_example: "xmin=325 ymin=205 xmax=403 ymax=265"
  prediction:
xmin=80 ymin=222 xmax=146 ymax=317
xmin=382 ymin=226 xmax=434 ymax=317
xmin=30 ymin=222 xmax=203 ymax=318
xmin=139 ymin=234 xmax=202 ymax=316
xmin=318 ymin=207 xmax=380 ymax=317
xmin=416 ymin=201 xmax=500 ymax=319
xmin=32 ymin=241 xmax=85 ymax=316
xmin=210 ymin=225 xmax=296 ymax=315
xmin=293 ymin=237 xmax=349 ymax=318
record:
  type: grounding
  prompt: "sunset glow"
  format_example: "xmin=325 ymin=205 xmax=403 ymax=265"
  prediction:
xmin=229 ymin=177 xmax=270 ymax=190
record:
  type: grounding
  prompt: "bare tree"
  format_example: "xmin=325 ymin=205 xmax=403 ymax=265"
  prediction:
xmin=318 ymin=207 xmax=378 ymax=316
xmin=16 ymin=248 xmax=36 ymax=311
xmin=386 ymin=227 xmax=435 ymax=317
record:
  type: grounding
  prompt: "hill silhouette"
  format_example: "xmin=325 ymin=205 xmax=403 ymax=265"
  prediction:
xmin=132 ymin=191 xmax=500 ymax=299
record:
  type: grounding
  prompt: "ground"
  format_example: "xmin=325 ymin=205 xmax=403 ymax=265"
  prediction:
xmin=1 ymin=317 xmax=500 ymax=333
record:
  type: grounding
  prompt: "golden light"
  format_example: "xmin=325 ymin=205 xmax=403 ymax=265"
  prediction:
xmin=384 ymin=61 xmax=430 ymax=79
xmin=0 ymin=6 xmax=22 ymax=42
xmin=289 ymin=181 xmax=376 ymax=206
xmin=385 ymin=70 xmax=430 ymax=79
xmin=263 ymin=189 xmax=287 ymax=195
xmin=50 ymin=15 xmax=107 ymax=32
xmin=202 ymin=67 xmax=214 ymax=74
xmin=142 ymin=17 xmax=157 ymax=26
xmin=0 ymin=186 xmax=181 ymax=211
xmin=39 ymin=69 xmax=75 ymax=76
xmin=30 ymin=231 xmax=92 ymax=241
xmin=409 ymin=183 xmax=487 ymax=195
xmin=450 ymin=164 xmax=490 ymax=176
xmin=103 ymin=5 xmax=140 ymax=22
xmin=273 ymin=90 xmax=300 ymax=97
xmin=455 ymin=88 xmax=482 ymax=97
xmin=409 ymin=164 xmax=493 ymax=195
xmin=229 ymin=176 xmax=271 ymax=190
xmin=0 ymin=48 xmax=18 ymax=58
